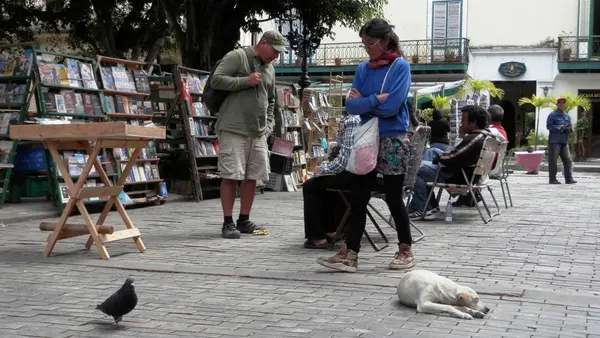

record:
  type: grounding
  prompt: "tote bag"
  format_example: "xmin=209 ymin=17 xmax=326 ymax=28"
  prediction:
xmin=346 ymin=58 xmax=399 ymax=175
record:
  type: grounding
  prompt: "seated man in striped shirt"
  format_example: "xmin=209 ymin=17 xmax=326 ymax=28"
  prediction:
xmin=302 ymin=111 xmax=360 ymax=249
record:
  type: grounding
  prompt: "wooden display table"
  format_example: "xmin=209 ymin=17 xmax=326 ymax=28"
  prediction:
xmin=10 ymin=122 xmax=166 ymax=260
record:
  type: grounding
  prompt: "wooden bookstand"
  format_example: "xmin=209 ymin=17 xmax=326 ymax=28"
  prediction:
xmin=10 ymin=122 xmax=166 ymax=259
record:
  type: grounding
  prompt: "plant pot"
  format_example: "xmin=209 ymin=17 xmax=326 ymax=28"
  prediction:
xmin=411 ymin=56 xmax=419 ymax=64
xmin=295 ymin=58 xmax=302 ymax=66
xmin=561 ymin=49 xmax=572 ymax=61
xmin=514 ymin=150 xmax=544 ymax=174
xmin=447 ymin=57 xmax=462 ymax=63
xmin=334 ymin=58 xmax=342 ymax=66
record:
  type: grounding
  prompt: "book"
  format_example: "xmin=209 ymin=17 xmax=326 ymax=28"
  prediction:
xmin=64 ymin=59 xmax=81 ymax=87
xmin=61 ymin=90 xmax=76 ymax=113
xmin=74 ymin=93 xmax=85 ymax=115
xmin=57 ymin=64 xmax=70 ymax=86
xmin=82 ymin=93 xmax=94 ymax=115
xmin=100 ymin=66 xmax=115 ymax=90
xmin=79 ymin=63 xmax=98 ymax=89
xmin=133 ymin=70 xmax=150 ymax=93
xmin=55 ymin=94 xmax=66 ymax=113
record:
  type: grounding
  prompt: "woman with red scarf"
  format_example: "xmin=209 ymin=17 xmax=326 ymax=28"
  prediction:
xmin=317 ymin=18 xmax=413 ymax=273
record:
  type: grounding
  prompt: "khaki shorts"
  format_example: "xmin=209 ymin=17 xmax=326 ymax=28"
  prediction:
xmin=218 ymin=130 xmax=270 ymax=181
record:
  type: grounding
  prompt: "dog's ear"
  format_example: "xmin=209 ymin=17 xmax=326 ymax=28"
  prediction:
xmin=457 ymin=291 xmax=469 ymax=302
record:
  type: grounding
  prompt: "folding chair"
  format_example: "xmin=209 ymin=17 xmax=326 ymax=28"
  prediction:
xmin=367 ymin=126 xmax=431 ymax=243
xmin=326 ymin=188 xmax=389 ymax=252
xmin=488 ymin=144 xmax=513 ymax=208
xmin=422 ymin=136 xmax=503 ymax=224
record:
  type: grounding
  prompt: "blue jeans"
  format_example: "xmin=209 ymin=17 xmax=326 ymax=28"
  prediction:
xmin=423 ymin=143 xmax=450 ymax=162
xmin=409 ymin=161 xmax=453 ymax=213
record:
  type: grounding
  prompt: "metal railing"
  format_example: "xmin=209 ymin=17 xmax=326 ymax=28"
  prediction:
xmin=274 ymin=38 xmax=470 ymax=67
xmin=558 ymin=35 xmax=600 ymax=61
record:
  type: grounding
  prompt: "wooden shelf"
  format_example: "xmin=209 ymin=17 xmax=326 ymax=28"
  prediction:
xmin=191 ymin=115 xmax=217 ymax=119
xmin=102 ymin=89 xmax=150 ymax=98
xmin=194 ymin=135 xmax=217 ymax=139
xmin=41 ymin=83 xmax=101 ymax=93
xmin=124 ymin=179 xmax=163 ymax=185
xmin=196 ymin=155 xmax=218 ymax=159
xmin=47 ymin=112 xmax=105 ymax=119
xmin=107 ymin=113 xmax=153 ymax=120
xmin=118 ymin=158 xmax=160 ymax=163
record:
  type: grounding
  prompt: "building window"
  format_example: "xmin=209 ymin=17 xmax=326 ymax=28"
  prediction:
xmin=431 ymin=0 xmax=462 ymax=61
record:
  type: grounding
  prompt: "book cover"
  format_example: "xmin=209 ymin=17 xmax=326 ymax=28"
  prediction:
xmin=91 ymin=94 xmax=103 ymax=115
xmin=100 ymin=66 xmax=115 ymax=90
xmin=42 ymin=89 xmax=56 ymax=111
xmin=79 ymin=63 xmax=98 ymax=89
xmin=57 ymin=64 xmax=70 ymax=86
xmin=133 ymin=70 xmax=150 ymax=93
xmin=38 ymin=62 xmax=58 ymax=85
xmin=3 ymin=60 xmax=16 ymax=76
xmin=74 ymin=93 xmax=85 ymax=115
xmin=123 ymin=96 xmax=130 ymax=114
xmin=61 ymin=90 xmax=76 ymax=113
xmin=64 ymin=59 xmax=81 ymax=87
xmin=82 ymin=93 xmax=94 ymax=115
xmin=55 ymin=94 xmax=66 ymax=113
xmin=111 ymin=66 xmax=135 ymax=92
xmin=14 ymin=50 xmax=33 ymax=77
xmin=115 ymin=95 xmax=125 ymax=113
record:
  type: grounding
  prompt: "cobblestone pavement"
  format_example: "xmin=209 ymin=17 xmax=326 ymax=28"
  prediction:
xmin=1 ymin=172 xmax=600 ymax=337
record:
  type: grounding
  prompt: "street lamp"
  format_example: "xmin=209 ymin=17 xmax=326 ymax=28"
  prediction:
xmin=543 ymin=86 xmax=549 ymax=96
xmin=282 ymin=9 xmax=321 ymax=92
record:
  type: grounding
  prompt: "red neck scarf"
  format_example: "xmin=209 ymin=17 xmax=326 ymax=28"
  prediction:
xmin=368 ymin=51 xmax=399 ymax=69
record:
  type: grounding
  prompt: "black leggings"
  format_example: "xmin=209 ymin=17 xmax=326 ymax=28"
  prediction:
xmin=345 ymin=171 xmax=412 ymax=253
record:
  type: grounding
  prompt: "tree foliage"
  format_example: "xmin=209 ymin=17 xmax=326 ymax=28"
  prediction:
xmin=1 ymin=0 xmax=387 ymax=70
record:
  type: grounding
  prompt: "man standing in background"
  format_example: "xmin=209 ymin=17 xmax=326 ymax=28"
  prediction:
xmin=546 ymin=97 xmax=576 ymax=185
xmin=210 ymin=30 xmax=286 ymax=238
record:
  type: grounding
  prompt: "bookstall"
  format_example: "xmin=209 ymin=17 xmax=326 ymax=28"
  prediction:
xmin=94 ymin=55 xmax=166 ymax=206
xmin=171 ymin=65 xmax=219 ymax=201
xmin=0 ymin=42 xmax=38 ymax=206
xmin=34 ymin=50 xmax=112 ymax=212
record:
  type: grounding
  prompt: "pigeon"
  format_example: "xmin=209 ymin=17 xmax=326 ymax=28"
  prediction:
xmin=96 ymin=278 xmax=138 ymax=324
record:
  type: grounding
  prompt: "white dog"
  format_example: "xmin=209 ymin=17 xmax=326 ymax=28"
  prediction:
xmin=396 ymin=270 xmax=490 ymax=319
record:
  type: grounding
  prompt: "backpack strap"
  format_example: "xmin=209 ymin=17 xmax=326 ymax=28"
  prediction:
xmin=242 ymin=47 xmax=257 ymax=73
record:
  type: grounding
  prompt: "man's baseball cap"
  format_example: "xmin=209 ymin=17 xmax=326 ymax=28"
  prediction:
xmin=261 ymin=30 xmax=287 ymax=53
xmin=557 ymin=97 xmax=567 ymax=103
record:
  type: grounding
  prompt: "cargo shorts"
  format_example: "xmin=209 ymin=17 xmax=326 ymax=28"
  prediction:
xmin=218 ymin=130 xmax=270 ymax=181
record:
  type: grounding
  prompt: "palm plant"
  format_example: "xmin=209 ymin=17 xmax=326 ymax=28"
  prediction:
xmin=518 ymin=95 xmax=554 ymax=151
xmin=457 ymin=78 xmax=505 ymax=101
xmin=426 ymin=94 xmax=450 ymax=110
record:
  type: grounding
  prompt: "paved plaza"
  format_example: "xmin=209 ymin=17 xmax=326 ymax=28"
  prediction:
xmin=1 ymin=172 xmax=600 ymax=337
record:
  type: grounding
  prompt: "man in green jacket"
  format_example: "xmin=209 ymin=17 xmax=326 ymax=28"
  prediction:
xmin=211 ymin=30 xmax=286 ymax=239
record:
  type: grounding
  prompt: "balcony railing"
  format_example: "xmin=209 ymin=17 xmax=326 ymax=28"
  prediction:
xmin=558 ymin=35 xmax=600 ymax=61
xmin=274 ymin=38 xmax=470 ymax=67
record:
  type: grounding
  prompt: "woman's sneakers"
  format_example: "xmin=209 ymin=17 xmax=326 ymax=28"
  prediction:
xmin=389 ymin=243 xmax=415 ymax=270
xmin=316 ymin=248 xmax=358 ymax=273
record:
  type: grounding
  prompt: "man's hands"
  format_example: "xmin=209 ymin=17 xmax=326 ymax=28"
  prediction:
xmin=348 ymin=88 xmax=388 ymax=103
xmin=248 ymin=72 xmax=262 ymax=87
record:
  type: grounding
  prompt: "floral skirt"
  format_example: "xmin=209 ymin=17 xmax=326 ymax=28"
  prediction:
xmin=377 ymin=134 xmax=412 ymax=175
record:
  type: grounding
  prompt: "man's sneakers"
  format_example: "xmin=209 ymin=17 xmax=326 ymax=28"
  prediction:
xmin=389 ymin=243 xmax=415 ymax=270
xmin=316 ymin=248 xmax=358 ymax=273
xmin=550 ymin=179 xmax=578 ymax=185
xmin=236 ymin=220 xmax=268 ymax=236
xmin=222 ymin=222 xmax=241 ymax=239
xmin=222 ymin=220 xmax=268 ymax=239
xmin=409 ymin=209 xmax=437 ymax=220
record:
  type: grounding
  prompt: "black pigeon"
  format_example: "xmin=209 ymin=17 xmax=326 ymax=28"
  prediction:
xmin=96 ymin=278 xmax=138 ymax=324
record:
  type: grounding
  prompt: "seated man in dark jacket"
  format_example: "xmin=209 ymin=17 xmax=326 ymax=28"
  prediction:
xmin=407 ymin=105 xmax=491 ymax=220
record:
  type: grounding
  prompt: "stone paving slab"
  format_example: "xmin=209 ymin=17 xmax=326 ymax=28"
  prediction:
xmin=1 ymin=173 xmax=600 ymax=337
xmin=0 ymin=261 xmax=595 ymax=338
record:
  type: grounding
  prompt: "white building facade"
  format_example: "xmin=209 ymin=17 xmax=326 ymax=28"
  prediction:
xmin=243 ymin=0 xmax=599 ymax=153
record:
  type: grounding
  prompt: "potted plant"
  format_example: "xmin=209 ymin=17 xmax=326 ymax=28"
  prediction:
xmin=334 ymin=57 xmax=342 ymax=66
xmin=561 ymin=48 xmax=572 ymax=61
xmin=457 ymin=78 xmax=505 ymax=101
xmin=445 ymin=49 xmax=461 ymax=62
xmin=515 ymin=95 xmax=554 ymax=174
xmin=411 ymin=54 xmax=419 ymax=64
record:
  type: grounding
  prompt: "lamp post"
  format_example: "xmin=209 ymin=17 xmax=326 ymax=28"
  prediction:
xmin=543 ymin=86 xmax=549 ymax=97
xmin=282 ymin=10 xmax=321 ymax=93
